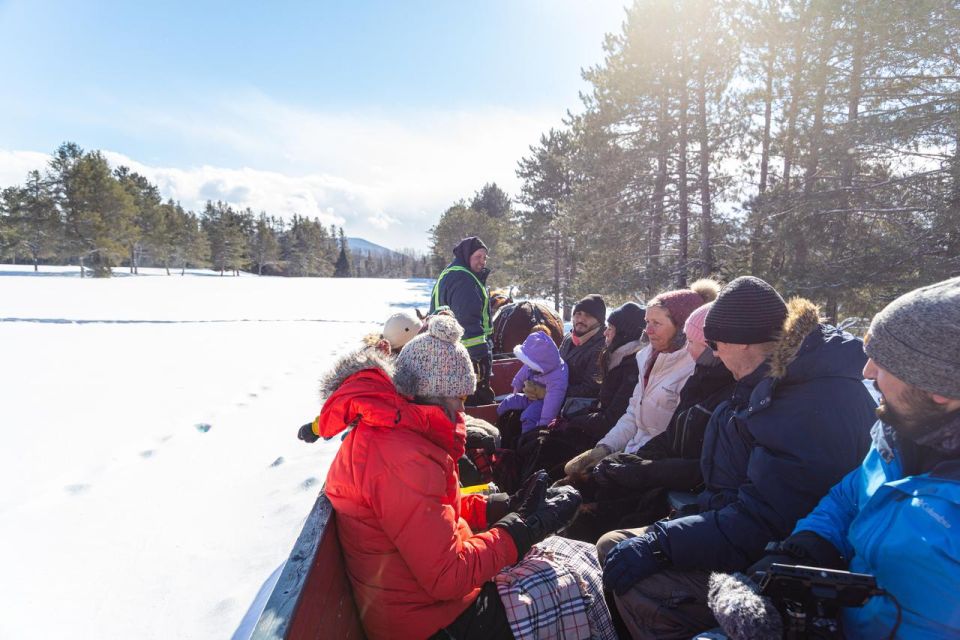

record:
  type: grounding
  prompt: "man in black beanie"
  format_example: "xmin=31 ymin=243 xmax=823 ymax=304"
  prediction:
xmin=430 ymin=236 xmax=494 ymax=404
xmin=559 ymin=294 xmax=607 ymax=401
xmin=601 ymin=276 xmax=877 ymax=639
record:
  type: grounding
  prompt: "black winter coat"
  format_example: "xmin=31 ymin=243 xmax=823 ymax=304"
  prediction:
xmin=559 ymin=328 xmax=605 ymax=399
xmin=604 ymin=356 xmax=736 ymax=492
xmin=658 ymin=300 xmax=876 ymax=573
xmin=565 ymin=340 xmax=642 ymax=441
xmin=429 ymin=238 xmax=491 ymax=360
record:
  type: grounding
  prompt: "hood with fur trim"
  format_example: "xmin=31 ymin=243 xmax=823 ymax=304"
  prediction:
xmin=320 ymin=347 xmax=396 ymax=400
xmin=747 ymin=297 xmax=868 ymax=414
xmin=316 ymin=348 xmax=465 ymax=457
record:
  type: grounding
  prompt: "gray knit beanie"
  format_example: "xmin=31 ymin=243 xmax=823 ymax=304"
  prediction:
xmin=394 ymin=314 xmax=477 ymax=398
xmin=865 ymin=276 xmax=960 ymax=399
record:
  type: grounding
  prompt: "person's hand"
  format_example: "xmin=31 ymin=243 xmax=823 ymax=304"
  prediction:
xmin=592 ymin=453 xmax=647 ymax=487
xmin=492 ymin=473 xmax=582 ymax=557
xmin=747 ymin=531 xmax=846 ymax=582
xmin=297 ymin=422 xmax=319 ymax=443
xmin=564 ymin=445 xmax=612 ymax=476
xmin=603 ymin=530 xmax=669 ymax=595
xmin=486 ymin=469 xmax=548 ymax=527
xmin=523 ymin=379 xmax=547 ymax=400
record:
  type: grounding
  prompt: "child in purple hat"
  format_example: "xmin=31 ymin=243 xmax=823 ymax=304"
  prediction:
xmin=497 ymin=331 xmax=569 ymax=434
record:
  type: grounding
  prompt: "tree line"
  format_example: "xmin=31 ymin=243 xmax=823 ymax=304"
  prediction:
xmin=0 ymin=141 xmax=430 ymax=279
xmin=431 ymin=0 xmax=960 ymax=322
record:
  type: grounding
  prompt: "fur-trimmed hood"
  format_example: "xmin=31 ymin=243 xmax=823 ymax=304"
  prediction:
xmin=315 ymin=347 xmax=466 ymax=457
xmin=747 ymin=297 xmax=869 ymax=415
xmin=769 ymin=298 xmax=822 ymax=379
xmin=319 ymin=347 xmax=396 ymax=400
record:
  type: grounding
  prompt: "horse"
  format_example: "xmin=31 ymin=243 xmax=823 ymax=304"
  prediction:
xmin=491 ymin=300 xmax=565 ymax=356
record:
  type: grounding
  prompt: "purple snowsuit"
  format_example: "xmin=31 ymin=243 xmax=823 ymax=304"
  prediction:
xmin=497 ymin=331 xmax=569 ymax=433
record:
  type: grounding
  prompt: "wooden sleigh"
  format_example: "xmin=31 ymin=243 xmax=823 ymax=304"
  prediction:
xmin=249 ymin=357 xmax=522 ymax=640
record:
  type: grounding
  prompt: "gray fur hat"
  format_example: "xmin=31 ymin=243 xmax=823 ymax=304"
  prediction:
xmin=865 ymin=276 xmax=960 ymax=399
xmin=394 ymin=314 xmax=476 ymax=398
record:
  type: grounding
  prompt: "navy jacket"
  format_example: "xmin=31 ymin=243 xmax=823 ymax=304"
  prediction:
xmin=659 ymin=300 xmax=876 ymax=572
xmin=430 ymin=238 xmax=491 ymax=360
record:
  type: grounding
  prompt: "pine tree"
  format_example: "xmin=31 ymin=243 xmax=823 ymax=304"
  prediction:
xmin=334 ymin=227 xmax=351 ymax=277
xmin=250 ymin=211 xmax=281 ymax=275
xmin=59 ymin=150 xmax=137 ymax=277
xmin=201 ymin=201 xmax=247 ymax=275
xmin=4 ymin=171 xmax=60 ymax=270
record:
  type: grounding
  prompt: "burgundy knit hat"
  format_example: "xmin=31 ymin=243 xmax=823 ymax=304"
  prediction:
xmin=648 ymin=279 xmax=721 ymax=330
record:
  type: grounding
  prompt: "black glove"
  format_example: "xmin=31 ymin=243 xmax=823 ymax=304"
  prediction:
xmin=748 ymin=531 xmax=846 ymax=582
xmin=592 ymin=452 xmax=651 ymax=488
xmin=297 ymin=422 xmax=319 ymax=443
xmin=485 ymin=469 xmax=546 ymax=526
xmin=493 ymin=471 xmax=582 ymax=557
xmin=603 ymin=528 xmax=670 ymax=595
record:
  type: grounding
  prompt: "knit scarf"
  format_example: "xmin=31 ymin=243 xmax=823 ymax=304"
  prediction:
xmin=571 ymin=324 xmax=601 ymax=347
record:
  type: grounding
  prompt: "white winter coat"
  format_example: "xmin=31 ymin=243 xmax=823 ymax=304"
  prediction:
xmin=598 ymin=344 xmax=695 ymax=454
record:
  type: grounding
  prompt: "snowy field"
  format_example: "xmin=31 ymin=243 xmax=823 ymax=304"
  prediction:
xmin=0 ymin=265 xmax=433 ymax=639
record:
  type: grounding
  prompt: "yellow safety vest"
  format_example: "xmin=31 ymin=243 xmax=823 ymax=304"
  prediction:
xmin=431 ymin=266 xmax=492 ymax=348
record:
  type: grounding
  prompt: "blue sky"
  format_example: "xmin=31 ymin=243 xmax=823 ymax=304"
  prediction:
xmin=0 ymin=0 xmax=630 ymax=250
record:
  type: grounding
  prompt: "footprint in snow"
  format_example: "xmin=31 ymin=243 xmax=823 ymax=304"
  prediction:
xmin=195 ymin=423 xmax=212 ymax=433
xmin=248 ymin=392 xmax=258 ymax=399
xmin=140 ymin=450 xmax=156 ymax=459
xmin=270 ymin=456 xmax=284 ymax=468
xmin=301 ymin=477 xmax=319 ymax=490
xmin=65 ymin=483 xmax=91 ymax=495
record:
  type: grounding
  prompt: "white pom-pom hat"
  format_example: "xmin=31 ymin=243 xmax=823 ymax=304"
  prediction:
xmin=394 ymin=315 xmax=477 ymax=398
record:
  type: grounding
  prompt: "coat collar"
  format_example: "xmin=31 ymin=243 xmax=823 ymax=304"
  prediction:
xmin=607 ymin=338 xmax=644 ymax=371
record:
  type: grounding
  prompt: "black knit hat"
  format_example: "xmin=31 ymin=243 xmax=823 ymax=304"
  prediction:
xmin=704 ymin=276 xmax=788 ymax=344
xmin=573 ymin=294 xmax=606 ymax=323
xmin=607 ymin=302 xmax=647 ymax=344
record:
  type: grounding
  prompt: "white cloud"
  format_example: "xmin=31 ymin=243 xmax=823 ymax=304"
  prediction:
xmin=0 ymin=149 xmax=49 ymax=187
xmin=0 ymin=97 xmax=563 ymax=249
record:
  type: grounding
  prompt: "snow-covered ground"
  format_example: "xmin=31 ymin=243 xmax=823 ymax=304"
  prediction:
xmin=0 ymin=265 xmax=433 ymax=639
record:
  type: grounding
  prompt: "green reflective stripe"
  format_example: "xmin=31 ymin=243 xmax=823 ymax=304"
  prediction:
xmin=461 ymin=334 xmax=488 ymax=348
xmin=432 ymin=266 xmax=492 ymax=345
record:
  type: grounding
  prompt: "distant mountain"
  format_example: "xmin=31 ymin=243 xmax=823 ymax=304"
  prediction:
xmin=346 ymin=237 xmax=400 ymax=258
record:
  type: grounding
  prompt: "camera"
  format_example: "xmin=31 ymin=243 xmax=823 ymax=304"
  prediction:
xmin=757 ymin=564 xmax=881 ymax=639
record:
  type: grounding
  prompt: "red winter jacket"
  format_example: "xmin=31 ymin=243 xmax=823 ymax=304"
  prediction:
xmin=319 ymin=362 xmax=518 ymax=640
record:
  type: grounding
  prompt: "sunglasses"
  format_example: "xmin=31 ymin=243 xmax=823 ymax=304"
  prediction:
xmin=706 ymin=339 xmax=719 ymax=351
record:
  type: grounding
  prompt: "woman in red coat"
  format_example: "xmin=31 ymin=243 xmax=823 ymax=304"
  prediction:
xmin=314 ymin=315 xmax=581 ymax=640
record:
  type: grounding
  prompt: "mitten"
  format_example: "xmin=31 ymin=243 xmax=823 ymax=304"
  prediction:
xmin=523 ymin=379 xmax=547 ymax=400
xmin=563 ymin=444 xmax=612 ymax=476
xmin=297 ymin=421 xmax=319 ymax=443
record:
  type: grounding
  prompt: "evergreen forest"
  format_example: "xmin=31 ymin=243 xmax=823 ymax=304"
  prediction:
xmin=431 ymin=0 xmax=960 ymax=322
xmin=0 ymin=142 xmax=431 ymax=279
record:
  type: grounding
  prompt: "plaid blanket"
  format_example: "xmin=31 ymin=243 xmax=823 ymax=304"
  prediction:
xmin=494 ymin=536 xmax=617 ymax=640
